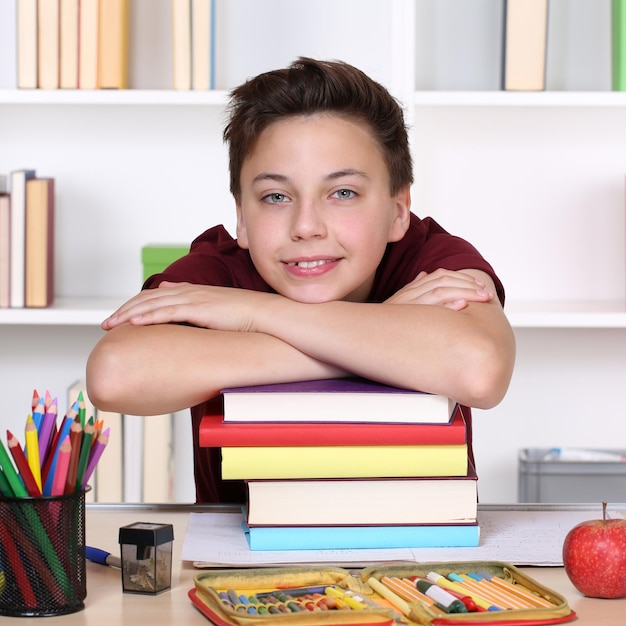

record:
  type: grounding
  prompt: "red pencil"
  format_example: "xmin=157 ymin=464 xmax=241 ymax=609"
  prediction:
xmin=7 ymin=430 xmax=41 ymax=497
xmin=51 ymin=435 xmax=72 ymax=497
xmin=64 ymin=417 xmax=83 ymax=494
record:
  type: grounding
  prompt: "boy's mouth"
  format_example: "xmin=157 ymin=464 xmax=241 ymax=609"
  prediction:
xmin=285 ymin=259 xmax=336 ymax=269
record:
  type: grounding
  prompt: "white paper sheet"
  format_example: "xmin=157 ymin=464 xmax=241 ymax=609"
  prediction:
xmin=182 ymin=508 xmax=624 ymax=568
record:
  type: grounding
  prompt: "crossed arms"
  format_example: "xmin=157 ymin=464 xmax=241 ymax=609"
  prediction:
xmin=86 ymin=268 xmax=515 ymax=416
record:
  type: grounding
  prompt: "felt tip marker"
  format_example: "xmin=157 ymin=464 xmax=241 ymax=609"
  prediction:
xmin=415 ymin=579 xmax=468 ymax=613
xmin=85 ymin=546 xmax=121 ymax=569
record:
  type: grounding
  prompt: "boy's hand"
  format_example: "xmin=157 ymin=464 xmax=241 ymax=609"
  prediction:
xmin=101 ymin=281 xmax=268 ymax=332
xmin=384 ymin=268 xmax=494 ymax=310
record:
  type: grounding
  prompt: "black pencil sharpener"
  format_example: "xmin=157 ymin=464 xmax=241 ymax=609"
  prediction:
xmin=118 ymin=522 xmax=174 ymax=594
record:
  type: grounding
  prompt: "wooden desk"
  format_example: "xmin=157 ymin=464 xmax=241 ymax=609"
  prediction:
xmin=8 ymin=504 xmax=626 ymax=624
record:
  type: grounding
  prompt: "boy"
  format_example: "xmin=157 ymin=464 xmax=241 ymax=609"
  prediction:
xmin=86 ymin=58 xmax=515 ymax=503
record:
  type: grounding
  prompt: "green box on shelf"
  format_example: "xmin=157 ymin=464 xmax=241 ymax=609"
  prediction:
xmin=141 ymin=244 xmax=188 ymax=281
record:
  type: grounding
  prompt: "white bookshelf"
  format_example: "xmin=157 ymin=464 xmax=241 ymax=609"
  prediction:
xmin=1 ymin=0 xmax=625 ymax=503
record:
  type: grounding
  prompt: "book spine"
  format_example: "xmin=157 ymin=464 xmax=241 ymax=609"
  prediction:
xmin=221 ymin=445 xmax=468 ymax=480
xmin=244 ymin=523 xmax=480 ymax=551
xmin=613 ymin=0 xmax=626 ymax=90
xmin=502 ymin=0 xmax=548 ymax=91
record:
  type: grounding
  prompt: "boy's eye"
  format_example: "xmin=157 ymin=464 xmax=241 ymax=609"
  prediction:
xmin=263 ymin=192 xmax=288 ymax=204
xmin=333 ymin=189 xmax=356 ymax=199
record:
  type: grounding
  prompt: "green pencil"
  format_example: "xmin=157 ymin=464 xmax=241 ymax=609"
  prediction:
xmin=0 ymin=438 xmax=28 ymax=498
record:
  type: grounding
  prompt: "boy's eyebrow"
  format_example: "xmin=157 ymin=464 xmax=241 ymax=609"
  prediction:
xmin=251 ymin=169 xmax=369 ymax=185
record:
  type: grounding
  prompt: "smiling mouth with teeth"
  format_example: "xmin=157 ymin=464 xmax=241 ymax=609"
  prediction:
xmin=286 ymin=259 xmax=335 ymax=268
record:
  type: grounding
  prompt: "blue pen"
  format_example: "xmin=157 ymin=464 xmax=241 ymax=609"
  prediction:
xmin=85 ymin=546 xmax=122 ymax=569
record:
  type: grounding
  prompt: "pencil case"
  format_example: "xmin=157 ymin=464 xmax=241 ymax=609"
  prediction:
xmin=188 ymin=561 xmax=576 ymax=626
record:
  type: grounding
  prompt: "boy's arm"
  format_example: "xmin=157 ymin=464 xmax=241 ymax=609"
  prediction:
xmin=87 ymin=268 xmax=514 ymax=414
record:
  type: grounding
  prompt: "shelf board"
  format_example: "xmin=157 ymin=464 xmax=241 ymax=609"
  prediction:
xmin=506 ymin=301 xmax=626 ymax=328
xmin=1 ymin=298 xmax=625 ymax=328
xmin=0 ymin=89 xmax=229 ymax=106
xmin=413 ymin=91 xmax=626 ymax=107
xmin=0 ymin=298 xmax=120 ymax=326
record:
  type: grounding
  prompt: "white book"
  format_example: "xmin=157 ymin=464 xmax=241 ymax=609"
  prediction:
xmin=17 ymin=0 xmax=38 ymax=88
xmin=9 ymin=169 xmax=36 ymax=308
xmin=191 ymin=0 xmax=213 ymax=90
xmin=142 ymin=413 xmax=174 ymax=502
xmin=94 ymin=409 xmax=123 ymax=502
xmin=0 ymin=0 xmax=17 ymax=88
xmin=171 ymin=0 xmax=191 ymax=90
xmin=122 ymin=414 xmax=144 ymax=502
xmin=67 ymin=380 xmax=96 ymax=501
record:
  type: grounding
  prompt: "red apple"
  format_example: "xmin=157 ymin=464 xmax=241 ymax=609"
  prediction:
xmin=562 ymin=502 xmax=626 ymax=598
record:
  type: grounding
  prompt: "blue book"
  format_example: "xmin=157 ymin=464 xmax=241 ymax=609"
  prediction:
xmin=242 ymin=519 xmax=479 ymax=551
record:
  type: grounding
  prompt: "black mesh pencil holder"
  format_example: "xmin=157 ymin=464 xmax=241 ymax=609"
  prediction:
xmin=0 ymin=488 xmax=89 ymax=617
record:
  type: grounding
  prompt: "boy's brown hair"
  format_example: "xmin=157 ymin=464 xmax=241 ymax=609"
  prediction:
xmin=224 ymin=57 xmax=413 ymax=201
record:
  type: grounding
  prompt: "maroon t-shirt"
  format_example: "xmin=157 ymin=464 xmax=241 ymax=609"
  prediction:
xmin=144 ymin=213 xmax=505 ymax=503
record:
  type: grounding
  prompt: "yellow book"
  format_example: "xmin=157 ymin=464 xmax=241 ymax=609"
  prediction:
xmin=221 ymin=444 xmax=468 ymax=480
xmin=59 ymin=0 xmax=79 ymax=88
xmin=38 ymin=0 xmax=60 ymax=89
xmin=98 ymin=0 xmax=129 ymax=89
xmin=25 ymin=178 xmax=54 ymax=308
xmin=79 ymin=0 xmax=99 ymax=89
xmin=172 ymin=0 xmax=191 ymax=90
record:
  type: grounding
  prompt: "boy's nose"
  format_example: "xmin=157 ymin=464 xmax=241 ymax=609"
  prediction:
xmin=290 ymin=201 xmax=327 ymax=240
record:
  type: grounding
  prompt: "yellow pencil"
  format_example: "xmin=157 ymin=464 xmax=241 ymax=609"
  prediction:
xmin=25 ymin=415 xmax=42 ymax=493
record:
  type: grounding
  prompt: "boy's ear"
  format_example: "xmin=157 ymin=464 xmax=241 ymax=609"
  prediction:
xmin=235 ymin=203 xmax=250 ymax=249
xmin=387 ymin=185 xmax=411 ymax=243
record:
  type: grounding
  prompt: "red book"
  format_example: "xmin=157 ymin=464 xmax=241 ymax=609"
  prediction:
xmin=199 ymin=402 xmax=466 ymax=448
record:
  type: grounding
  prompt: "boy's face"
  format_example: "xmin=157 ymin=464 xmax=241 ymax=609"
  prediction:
xmin=236 ymin=113 xmax=410 ymax=303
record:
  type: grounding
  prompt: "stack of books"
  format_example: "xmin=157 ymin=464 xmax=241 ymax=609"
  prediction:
xmin=16 ymin=0 xmax=129 ymax=90
xmin=199 ymin=377 xmax=479 ymax=551
xmin=0 ymin=169 xmax=55 ymax=308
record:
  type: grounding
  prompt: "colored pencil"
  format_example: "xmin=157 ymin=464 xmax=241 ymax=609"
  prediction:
xmin=31 ymin=389 xmax=40 ymax=413
xmin=32 ymin=397 xmax=45 ymax=431
xmin=82 ymin=427 xmax=110 ymax=490
xmin=0 ymin=465 xmax=15 ymax=497
xmin=51 ymin=436 xmax=72 ymax=497
xmin=64 ymin=418 xmax=83 ymax=495
xmin=74 ymin=418 xmax=95 ymax=492
xmin=42 ymin=415 xmax=71 ymax=495
xmin=24 ymin=416 xmax=42 ymax=493
xmin=7 ymin=430 xmax=41 ymax=497
xmin=38 ymin=396 xmax=58 ymax=461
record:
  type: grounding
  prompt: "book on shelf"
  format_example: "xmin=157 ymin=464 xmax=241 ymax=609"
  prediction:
xmin=191 ymin=0 xmax=215 ymax=90
xmin=79 ymin=0 xmax=100 ymax=89
xmin=221 ymin=377 xmax=457 ymax=424
xmin=142 ymin=412 xmax=175 ymax=502
xmin=122 ymin=413 xmax=144 ymax=502
xmin=59 ymin=0 xmax=79 ymax=89
xmin=0 ymin=0 xmax=17 ymax=88
xmin=502 ymin=0 xmax=548 ymax=91
xmin=244 ymin=462 xmax=478 ymax=527
xmin=17 ymin=0 xmax=38 ymax=88
xmin=0 ymin=184 xmax=9 ymax=308
xmin=99 ymin=0 xmax=130 ymax=89
xmin=242 ymin=518 xmax=480 ymax=551
xmin=25 ymin=177 xmax=55 ymax=308
xmin=200 ymin=401 xmax=467 ymax=448
xmin=613 ymin=0 xmax=626 ymax=91
xmin=10 ymin=169 xmax=36 ymax=308
xmin=38 ymin=0 xmax=60 ymax=89
xmin=94 ymin=408 xmax=123 ymax=502
xmin=221 ymin=443 xmax=468 ymax=480
xmin=172 ymin=0 xmax=192 ymax=90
